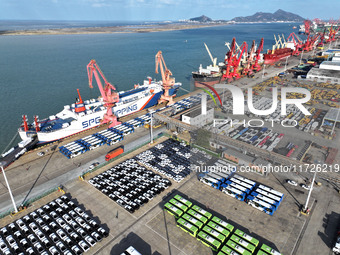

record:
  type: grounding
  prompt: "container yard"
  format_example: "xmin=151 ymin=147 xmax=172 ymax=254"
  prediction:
xmin=0 ymin=18 xmax=340 ymax=255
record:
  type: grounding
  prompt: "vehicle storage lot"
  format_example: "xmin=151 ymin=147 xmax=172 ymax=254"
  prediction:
xmin=1 ymin=138 xmax=340 ymax=255
xmin=0 ymin=194 xmax=108 ymax=255
xmin=61 ymin=159 xmax=308 ymax=255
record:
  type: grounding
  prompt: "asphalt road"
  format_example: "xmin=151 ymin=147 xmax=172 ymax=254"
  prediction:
xmin=0 ymin=127 xmax=165 ymax=214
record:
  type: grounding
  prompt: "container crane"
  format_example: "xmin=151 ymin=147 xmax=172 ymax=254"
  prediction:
xmin=304 ymin=34 xmax=319 ymax=51
xmin=304 ymin=20 xmax=312 ymax=35
xmin=243 ymin=40 xmax=256 ymax=77
xmin=226 ymin=40 xmax=247 ymax=64
xmin=155 ymin=51 xmax=176 ymax=105
xmin=286 ymin=32 xmax=303 ymax=56
xmin=230 ymin=41 xmax=248 ymax=80
xmin=329 ymin=26 xmax=340 ymax=42
xmin=223 ymin=37 xmax=237 ymax=81
xmin=281 ymin=34 xmax=287 ymax=46
xmin=86 ymin=59 xmax=120 ymax=128
xmin=325 ymin=25 xmax=334 ymax=43
xmin=274 ymin=35 xmax=281 ymax=49
xmin=278 ymin=35 xmax=285 ymax=49
xmin=318 ymin=29 xmax=326 ymax=47
xmin=252 ymin=38 xmax=264 ymax=72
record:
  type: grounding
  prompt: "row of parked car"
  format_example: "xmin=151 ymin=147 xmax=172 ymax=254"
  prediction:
xmin=89 ymin=158 xmax=172 ymax=213
xmin=248 ymin=96 xmax=327 ymax=133
xmin=135 ymin=139 xmax=206 ymax=183
xmin=214 ymin=121 xmax=285 ymax=152
xmin=0 ymin=195 xmax=108 ymax=255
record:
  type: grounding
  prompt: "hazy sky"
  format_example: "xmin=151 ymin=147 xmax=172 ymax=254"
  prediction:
xmin=0 ymin=0 xmax=338 ymax=21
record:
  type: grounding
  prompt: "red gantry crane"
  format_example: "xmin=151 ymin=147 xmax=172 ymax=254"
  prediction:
xmin=251 ymin=38 xmax=264 ymax=72
xmin=231 ymin=41 xmax=247 ymax=80
xmin=318 ymin=28 xmax=326 ymax=47
xmin=325 ymin=24 xmax=339 ymax=43
xmin=243 ymin=40 xmax=256 ymax=77
xmin=87 ymin=60 xmax=120 ymax=128
xmin=286 ymin=32 xmax=303 ymax=56
xmin=304 ymin=20 xmax=312 ymax=35
xmin=223 ymin=38 xmax=248 ymax=81
xmin=329 ymin=26 xmax=340 ymax=42
xmin=302 ymin=34 xmax=319 ymax=52
xmin=223 ymin=37 xmax=237 ymax=81
xmin=155 ymin=51 xmax=176 ymax=105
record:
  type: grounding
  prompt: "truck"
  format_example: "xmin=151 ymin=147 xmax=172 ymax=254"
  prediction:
xmin=105 ymin=147 xmax=124 ymax=161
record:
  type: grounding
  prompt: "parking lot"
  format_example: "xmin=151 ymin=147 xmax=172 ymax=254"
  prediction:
xmin=0 ymin=195 xmax=108 ymax=255
xmin=89 ymin=158 xmax=172 ymax=213
xmin=1 ymin=136 xmax=340 ymax=255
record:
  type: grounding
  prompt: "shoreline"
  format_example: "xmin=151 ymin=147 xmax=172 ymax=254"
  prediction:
xmin=0 ymin=23 xmax=230 ymax=36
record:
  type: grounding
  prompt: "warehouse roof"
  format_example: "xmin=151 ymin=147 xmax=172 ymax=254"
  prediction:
xmin=184 ymin=106 xmax=213 ymax=118
xmin=320 ymin=61 xmax=340 ymax=67
xmin=223 ymin=148 xmax=254 ymax=163
xmin=307 ymin=68 xmax=340 ymax=78
xmin=324 ymin=108 xmax=340 ymax=123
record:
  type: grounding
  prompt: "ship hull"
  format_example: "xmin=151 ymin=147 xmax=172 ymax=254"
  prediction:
xmin=263 ymin=48 xmax=293 ymax=65
xmin=19 ymin=83 xmax=180 ymax=144
xmin=192 ymin=74 xmax=225 ymax=87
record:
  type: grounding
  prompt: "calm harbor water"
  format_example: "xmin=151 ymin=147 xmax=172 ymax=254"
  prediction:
xmin=0 ymin=22 xmax=301 ymax=153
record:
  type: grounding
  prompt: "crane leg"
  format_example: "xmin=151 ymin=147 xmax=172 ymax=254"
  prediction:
xmin=101 ymin=107 xmax=121 ymax=128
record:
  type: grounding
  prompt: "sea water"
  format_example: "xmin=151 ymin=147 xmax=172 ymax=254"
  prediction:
xmin=0 ymin=22 xmax=301 ymax=152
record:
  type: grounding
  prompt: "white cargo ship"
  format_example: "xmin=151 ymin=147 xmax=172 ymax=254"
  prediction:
xmin=18 ymin=78 xmax=181 ymax=144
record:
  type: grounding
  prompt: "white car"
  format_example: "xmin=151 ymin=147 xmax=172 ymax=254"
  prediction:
xmin=37 ymin=151 xmax=45 ymax=156
xmin=85 ymin=235 xmax=96 ymax=247
xmin=89 ymin=162 xmax=100 ymax=170
xmin=0 ymin=240 xmax=8 ymax=252
xmin=301 ymin=184 xmax=310 ymax=190
xmin=78 ymin=240 xmax=90 ymax=252
xmin=287 ymin=180 xmax=297 ymax=186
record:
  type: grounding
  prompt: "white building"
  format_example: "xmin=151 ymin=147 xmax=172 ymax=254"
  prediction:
xmin=306 ymin=67 xmax=340 ymax=84
xmin=182 ymin=107 xmax=214 ymax=127
xmin=332 ymin=56 xmax=340 ymax=62
xmin=322 ymin=50 xmax=340 ymax=56
xmin=319 ymin=61 xmax=340 ymax=71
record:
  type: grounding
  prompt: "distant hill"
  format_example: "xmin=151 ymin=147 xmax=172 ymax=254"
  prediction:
xmin=232 ymin=9 xmax=304 ymax=22
xmin=189 ymin=15 xmax=213 ymax=22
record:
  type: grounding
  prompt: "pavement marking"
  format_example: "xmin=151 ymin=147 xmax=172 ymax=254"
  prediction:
xmin=145 ymin=223 xmax=189 ymax=255
xmin=146 ymin=208 xmax=164 ymax=226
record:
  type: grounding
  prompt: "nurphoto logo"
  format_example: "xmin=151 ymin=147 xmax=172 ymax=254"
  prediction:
xmin=200 ymin=84 xmax=312 ymax=116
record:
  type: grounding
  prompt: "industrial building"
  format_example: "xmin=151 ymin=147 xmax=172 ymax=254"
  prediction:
xmin=322 ymin=107 xmax=340 ymax=126
xmin=322 ymin=49 xmax=340 ymax=56
xmin=182 ymin=107 xmax=214 ymax=127
xmin=306 ymin=67 xmax=340 ymax=83
xmin=319 ymin=61 xmax=340 ymax=71
xmin=219 ymin=147 xmax=270 ymax=175
xmin=332 ymin=56 xmax=340 ymax=62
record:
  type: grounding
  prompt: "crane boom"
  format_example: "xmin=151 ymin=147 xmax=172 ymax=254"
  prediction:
xmin=155 ymin=51 xmax=176 ymax=105
xmin=86 ymin=59 xmax=120 ymax=128
xmin=204 ymin=43 xmax=217 ymax=66
xmin=243 ymin=40 xmax=256 ymax=77
xmin=252 ymin=38 xmax=264 ymax=72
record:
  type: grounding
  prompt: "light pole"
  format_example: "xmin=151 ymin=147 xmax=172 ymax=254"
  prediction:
xmin=331 ymin=107 xmax=340 ymax=136
xmin=284 ymin=56 xmax=289 ymax=72
xmin=262 ymin=64 xmax=266 ymax=81
xmin=300 ymin=50 xmax=304 ymax=65
xmin=303 ymin=168 xmax=317 ymax=212
xmin=149 ymin=110 xmax=155 ymax=144
xmin=0 ymin=162 xmax=18 ymax=213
